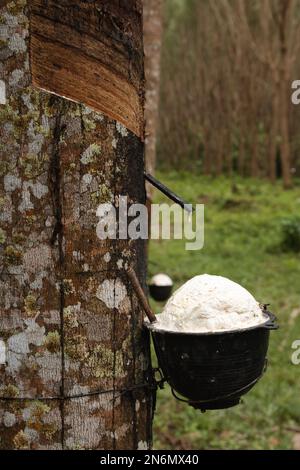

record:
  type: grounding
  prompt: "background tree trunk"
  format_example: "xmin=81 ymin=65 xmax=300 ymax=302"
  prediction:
xmin=143 ymin=0 xmax=163 ymax=179
xmin=158 ymin=0 xmax=300 ymax=184
xmin=269 ymin=90 xmax=279 ymax=182
xmin=278 ymin=0 xmax=293 ymax=188
xmin=0 ymin=0 xmax=153 ymax=450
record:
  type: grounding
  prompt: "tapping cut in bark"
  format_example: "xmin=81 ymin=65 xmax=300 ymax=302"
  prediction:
xmin=30 ymin=0 xmax=145 ymax=139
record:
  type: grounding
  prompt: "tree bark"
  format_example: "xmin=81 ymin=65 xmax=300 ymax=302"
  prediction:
xmin=278 ymin=70 xmax=292 ymax=188
xmin=269 ymin=89 xmax=279 ymax=182
xmin=143 ymin=0 xmax=163 ymax=178
xmin=278 ymin=0 xmax=293 ymax=188
xmin=0 ymin=0 xmax=152 ymax=450
xmin=250 ymin=131 xmax=259 ymax=178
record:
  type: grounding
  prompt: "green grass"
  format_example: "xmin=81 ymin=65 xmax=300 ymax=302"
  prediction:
xmin=148 ymin=171 xmax=300 ymax=450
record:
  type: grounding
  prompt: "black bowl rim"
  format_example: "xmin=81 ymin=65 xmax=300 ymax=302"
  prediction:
xmin=144 ymin=311 xmax=273 ymax=336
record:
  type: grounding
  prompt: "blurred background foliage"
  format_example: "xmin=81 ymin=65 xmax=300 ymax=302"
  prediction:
xmin=157 ymin=0 xmax=300 ymax=188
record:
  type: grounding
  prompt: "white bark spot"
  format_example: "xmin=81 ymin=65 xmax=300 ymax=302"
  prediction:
xmin=27 ymin=121 xmax=45 ymax=155
xmin=8 ymin=33 xmax=27 ymax=53
xmin=8 ymin=320 xmax=45 ymax=354
xmin=18 ymin=186 xmax=34 ymax=212
xmin=22 ymin=406 xmax=32 ymax=421
xmin=82 ymin=173 xmax=93 ymax=185
xmin=122 ymin=248 xmax=131 ymax=258
xmin=24 ymin=428 xmax=39 ymax=443
xmin=3 ymin=12 xmax=19 ymax=28
xmin=22 ymin=92 xmax=34 ymax=111
xmin=114 ymin=423 xmax=130 ymax=439
xmin=7 ymin=319 xmax=45 ymax=374
xmin=41 ymin=114 xmax=50 ymax=133
xmin=96 ymin=279 xmax=127 ymax=309
xmin=9 ymin=69 xmax=24 ymax=86
xmin=116 ymin=121 xmax=128 ymax=137
xmin=45 ymin=216 xmax=54 ymax=227
xmin=103 ymin=252 xmax=111 ymax=263
xmin=72 ymin=251 xmax=82 ymax=262
xmin=3 ymin=412 xmax=16 ymax=427
xmin=117 ymin=259 xmax=123 ymax=269
xmin=18 ymin=181 xmax=49 ymax=212
xmin=81 ymin=144 xmax=101 ymax=165
xmin=29 ymin=181 xmax=48 ymax=199
xmin=82 ymin=105 xmax=104 ymax=121
xmin=0 ymin=80 xmax=6 ymax=104
xmin=30 ymin=270 xmax=47 ymax=290
xmin=138 ymin=440 xmax=148 ymax=450
xmin=4 ymin=174 xmax=21 ymax=192
xmin=65 ymin=117 xmax=81 ymax=138
xmin=0 ymin=24 xmax=9 ymax=40
xmin=0 ymin=339 xmax=6 ymax=364
xmin=0 ymin=195 xmax=12 ymax=223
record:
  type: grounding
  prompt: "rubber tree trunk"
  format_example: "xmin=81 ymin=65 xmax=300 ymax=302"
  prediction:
xmin=0 ymin=0 xmax=153 ymax=450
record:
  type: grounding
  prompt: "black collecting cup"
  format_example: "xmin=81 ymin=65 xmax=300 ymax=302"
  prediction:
xmin=146 ymin=310 xmax=278 ymax=411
